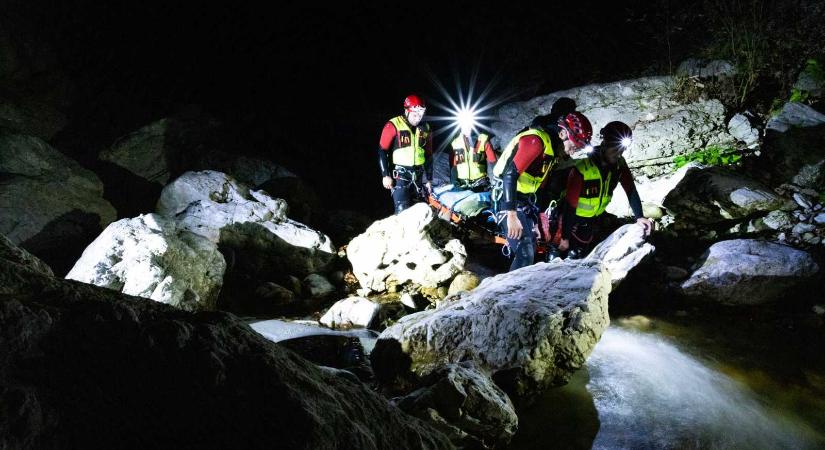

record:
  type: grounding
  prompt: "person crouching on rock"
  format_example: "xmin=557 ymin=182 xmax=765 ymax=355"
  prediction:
xmin=558 ymin=121 xmax=654 ymax=259
xmin=492 ymin=111 xmax=593 ymax=271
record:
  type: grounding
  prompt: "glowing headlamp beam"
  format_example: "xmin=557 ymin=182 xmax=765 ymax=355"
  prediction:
xmin=455 ymin=106 xmax=479 ymax=136
xmin=621 ymin=137 xmax=633 ymax=148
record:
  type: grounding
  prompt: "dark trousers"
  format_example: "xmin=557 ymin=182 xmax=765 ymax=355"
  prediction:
xmin=391 ymin=173 xmax=424 ymax=214
xmin=566 ymin=215 xmax=597 ymax=259
xmin=499 ymin=208 xmax=537 ymax=272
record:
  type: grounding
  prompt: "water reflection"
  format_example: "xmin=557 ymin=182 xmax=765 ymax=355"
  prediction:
xmin=509 ymin=368 xmax=599 ymax=450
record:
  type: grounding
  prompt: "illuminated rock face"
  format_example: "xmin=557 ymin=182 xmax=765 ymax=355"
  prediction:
xmin=681 ymin=239 xmax=819 ymax=305
xmin=66 ymin=213 xmax=226 ymax=311
xmin=491 ymin=76 xmax=736 ymax=177
xmin=584 ymin=224 xmax=656 ymax=287
xmin=372 ymin=259 xmax=611 ymax=398
xmin=157 ymin=170 xmax=335 ymax=277
xmin=605 ymin=162 xmax=702 ymax=219
xmin=1 ymin=237 xmax=453 ymax=450
xmin=767 ymin=102 xmax=825 ymax=133
xmin=347 ymin=203 xmax=466 ymax=294
xmin=661 ymin=166 xmax=797 ymax=231
xmin=319 ymin=296 xmax=380 ymax=329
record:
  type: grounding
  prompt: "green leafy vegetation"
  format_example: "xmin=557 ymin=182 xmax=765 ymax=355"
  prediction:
xmin=789 ymin=88 xmax=809 ymax=103
xmin=802 ymin=58 xmax=824 ymax=84
xmin=673 ymin=145 xmax=742 ymax=169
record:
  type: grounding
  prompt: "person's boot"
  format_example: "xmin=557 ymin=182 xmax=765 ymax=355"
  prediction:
xmin=546 ymin=244 xmax=562 ymax=262
xmin=567 ymin=247 xmax=585 ymax=260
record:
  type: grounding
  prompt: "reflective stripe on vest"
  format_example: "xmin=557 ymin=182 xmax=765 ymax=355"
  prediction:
xmin=452 ymin=133 xmax=489 ymax=181
xmin=389 ymin=116 xmax=428 ymax=167
xmin=493 ymin=129 xmax=555 ymax=194
xmin=574 ymin=158 xmax=613 ymax=218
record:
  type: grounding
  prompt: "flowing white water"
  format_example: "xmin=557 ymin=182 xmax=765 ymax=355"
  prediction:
xmin=585 ymin=327 xmax=820 ymax=450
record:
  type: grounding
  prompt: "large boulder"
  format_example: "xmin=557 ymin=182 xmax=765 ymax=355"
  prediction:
xmin=0 ymin=90 xmax=68 ymax=141
xmin=100 ymin=115 xmax=295 ymax=187
xmin=99 ymin=117 xmax=199 ymax=186
xmin=156 ymin=170 xmax=335 ymax=278
xmin=676 ymin=58 xmax=737 ymax=78
xmin=606 ymin=162 xmax=701 ymax=218
xmin=662 ymin=166 xmax=796 ymax=232
xmin=0 ymin=133 xmax=116 ymax=275
xmin=257 ymin=175 xmax=323 ymax=226
xmin=66 ymin=214 xmax=226 ymax=311
xmin=766 ymin=102 xmax=825 ymax=133
xmin=584 ymin=224 xmax=656 ymax=287
xmin=727 ymin=113 xmax=760 ymax=148
xmin=320 ymin=297 xmax=380 ymax=329
xmin=347 ymin=203 xmax=466 ymax=294
xmin=491 ymin=77 xmax=736 ymax=177
xmin=0 ymin=238 xmax=451 ymax=450
xmin=371 ymin=260 xmax=611 ymax=398
xmin=0 ymin=234 xmax=52 ymax=276
xmin=395 ymin=362 xmax=518 ymax=448
xmin=680 ymin=239 xmax=819 ymax=305
xmin=757 ymin=124 xmax=825 ymax=191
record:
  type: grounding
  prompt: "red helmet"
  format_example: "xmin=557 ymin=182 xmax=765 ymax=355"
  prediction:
xmin=403 ymin=94 xmax=426 ymax=111
xmin=557 ymin=112 xmax=593 ymax=149
xmin=599 ymin=121 xmax=633 ymax=148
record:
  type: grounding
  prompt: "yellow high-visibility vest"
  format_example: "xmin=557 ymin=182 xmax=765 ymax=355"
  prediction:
xmin=452 ymin=133 xmax=490 ymax=181
xmin=493 ymin=129 xmax=555 ymax=194
xmin=389 ymin=116 xmax=429 ymax=166
xmin=573 ymin=158 xmax=615 ymax=218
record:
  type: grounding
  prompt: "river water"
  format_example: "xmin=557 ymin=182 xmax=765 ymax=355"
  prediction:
xmin=511 ymin=315 xmax=825 ymax=449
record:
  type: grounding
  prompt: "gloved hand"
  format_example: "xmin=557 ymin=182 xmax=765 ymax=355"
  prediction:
xmin=558 ymin=238 xmax=569 ymax=251
xmin=382 ymin=176 xmax=394 ymax=189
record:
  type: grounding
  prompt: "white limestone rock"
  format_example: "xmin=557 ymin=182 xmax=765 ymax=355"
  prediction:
xmin=681 ymin=239 xmax=819 ymax=305
xmin=320 ymin=297 xmax=380 ymax=329
xmin=66 ymin=214 xmax=226 ymax=311
xmin=347 ymin=203 xmax=466 ymax=293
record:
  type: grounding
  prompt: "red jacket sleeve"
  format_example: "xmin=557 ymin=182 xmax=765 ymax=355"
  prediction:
xmin=511 ymin=135 xmax=543 ymax=173
xmin=379 ymin=122 xmax=396 ymax=150
xmin=565 ymin=169 xmax=583 ymax=210
xmin=619 ymin=163 xmax=635 ymax=193
xmin=484 ymin=141 xmax=497 ymax=163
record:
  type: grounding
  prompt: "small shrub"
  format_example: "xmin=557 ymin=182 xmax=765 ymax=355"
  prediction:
xmin=673 ymin=145 xmax=742 ymax=169
xmin=672 ymin=75 xmax=705 ymax=103
xmin=789 ymin=88 xmax=809 ymax=103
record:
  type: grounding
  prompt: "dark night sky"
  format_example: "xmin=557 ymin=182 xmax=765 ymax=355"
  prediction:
xmin=17 ymin=0 xmax=704 ymax=214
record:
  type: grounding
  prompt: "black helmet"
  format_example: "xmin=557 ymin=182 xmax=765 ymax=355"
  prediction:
xmin=599 ymin=121 xmax=633 ymax=149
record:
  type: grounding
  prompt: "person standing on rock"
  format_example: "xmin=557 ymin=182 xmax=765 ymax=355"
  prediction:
xmin=449 ymin=125 xmax=498 ymax=191
xmin=377 ymin=94 xmax=433 ymax=214
xmin=557 ymin=121 xmax=654 ymax=259
xmin=492 ymin=111 xmax=593 ymax=271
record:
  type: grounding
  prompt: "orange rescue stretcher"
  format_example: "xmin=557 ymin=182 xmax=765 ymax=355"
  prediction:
xmin=425 ymin=185 xmax=558 ymax=258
